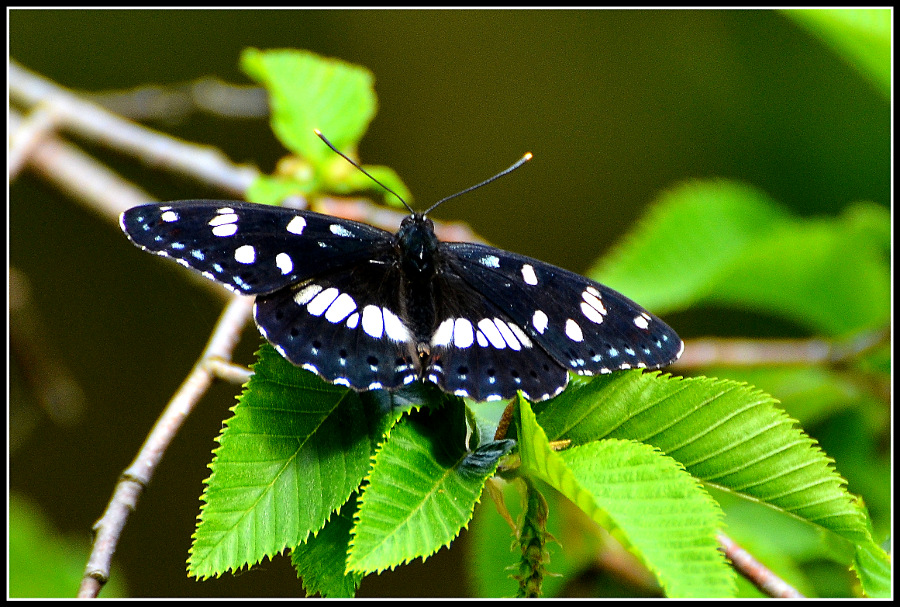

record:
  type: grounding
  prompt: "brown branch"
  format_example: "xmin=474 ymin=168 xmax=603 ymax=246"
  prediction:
xmin=85 ymin=77 xmax=269 ymax=121
xmin=10 ymin=60 xmax=260 ymax=196
xmin=717 ymin=533 xmax=804 ymax=598
xmin=78 ymin=295 xmax=255 ymax=598
xmin=672 ymin=328 xmax=889 ymax=370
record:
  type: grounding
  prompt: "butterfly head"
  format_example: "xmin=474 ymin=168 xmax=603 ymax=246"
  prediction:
xmin=397 ymin=213 xmax=439 ymax=276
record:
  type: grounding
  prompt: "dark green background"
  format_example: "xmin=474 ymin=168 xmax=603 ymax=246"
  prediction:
xmin=9 ymin=9 xmax=889 ymax=597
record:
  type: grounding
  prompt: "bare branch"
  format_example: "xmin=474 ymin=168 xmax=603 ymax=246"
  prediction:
xmin=204 ymin=358 xmax=253 ymax=385
xmin=673 ymin=328 xmax=889 ymax=370
xmin=718 ymin=533 xmax=804 ymax=598
xmin=9 ymin=109 xmax=155 ymax=222
xmin=86 ymin=76 xmax=269 ymax=121
xmin=78 ymin=295 xmax=255 ymax=597
xmin=10 ymin=60 xmax=259 ymax=196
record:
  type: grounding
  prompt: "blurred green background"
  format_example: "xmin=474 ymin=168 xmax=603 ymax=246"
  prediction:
xmin=9 ymin=9 xmax=890 ymax=597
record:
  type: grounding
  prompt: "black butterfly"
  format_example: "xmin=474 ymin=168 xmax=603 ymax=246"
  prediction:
xmin=120 ymin=153 xmax=682 ymax=402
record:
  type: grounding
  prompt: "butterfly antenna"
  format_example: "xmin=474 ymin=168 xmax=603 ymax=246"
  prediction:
xmin=422 ymin=152 xmax=532 ymax=216
xmin=315 ymin=129 xmax=415 ymax=214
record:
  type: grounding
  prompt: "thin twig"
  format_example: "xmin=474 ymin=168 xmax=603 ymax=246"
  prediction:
xmin=204 ymin=358 xmax=253 ymax=385
xmin=673 ymin=329 xmax=889 ymax=370
xmin=717 ymin=533 xmax=804 ymax=598
xmin=9 ymin=109 xmax=231 ymax=302
xmin=8 ymin=102 xmax=60 ymax=178
xmin=86 ymin=77 xmax=269 ymax=121
xmin=10 ymin=60 xmax=259 ymax=196
xmin=10 ymin=109 xmax=155 ymax=222
xmin=78 ymin=295 xmax=255 ymax=598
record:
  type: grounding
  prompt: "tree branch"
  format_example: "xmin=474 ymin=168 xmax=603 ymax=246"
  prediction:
xmin=718 ymin=533 xmax=804 ymax=598
xmin=78 ymin=295 xmax=255 ymax=597
xmin=10 ymin=60 xmax=259 ymax=196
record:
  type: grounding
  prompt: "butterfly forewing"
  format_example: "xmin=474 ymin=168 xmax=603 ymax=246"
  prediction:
xmin=120 ymin=201 xmax=393 ymax=295
xmin=444 ymin=243 xmax=684 ymax=377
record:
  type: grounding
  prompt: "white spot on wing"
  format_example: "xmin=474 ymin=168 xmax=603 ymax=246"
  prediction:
xmin=581 ymin=289 xmax=607 ymax=324
xmin=453 ymin=318 xmax=475 ymax=348
xmin=581 ymin=301 xmax=604 ymax=324
xmin=208 ymin=213 xmax=238 ymax=227
xmin=431 ymin=318 xmax=454 ymax=347
xmin=324 ymin=292 xmax=357 ymax=323
xmin=275 ymin=252 xmax=293 ymax=275
xmin=161 ymin=210 xmax=179 ymax=223
xmin=329 ymin=224 xmax=354 ymax=237
xmin=565 ymin=319 xmax=584 ymax=342
xmin=346 ymin=312 xmax=360 ymax=329
xmin=508 ymin=322 xmax=533 ymax=348
xmin=480 ymin=255 xmax=500 ymax=268
xmin=633 ymin=312 xmax=651 ymax=330
xmin=294 ymin=283 xmax=323 ymax=306
xmin=521 ymin=264 xmax=538 ymax=286
xmin=493 ymin=318 xmax=521 ymax=351
xmin=382 ymin=308 xmax=412 ymax=343
xmin=362 ymin=305 xmax=384 ymax=339
xmin=477 ymin=318 xmax=507 ymax=349
xmin=213 ymin=223 xmax=238 ymax=237
xmin=234 ymin=244 xmax=256 ymax=264
xmin=532 ymin=310 xmax=549 ymax=334
xmin=307 ymin=287 xmax=339 ymax=316
xmin=286 ymin=216 xmax=306 ymax=235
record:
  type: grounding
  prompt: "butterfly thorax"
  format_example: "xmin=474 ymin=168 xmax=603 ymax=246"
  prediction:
xmin=395 ymin=214 xmax=441 ymax=350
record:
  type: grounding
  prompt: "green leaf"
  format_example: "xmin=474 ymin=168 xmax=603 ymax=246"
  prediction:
xmin=245 ymin=174 xmax=315 ymax=206
xmin=782 ymin=9 xmax=891 ymax=98
xmin=188 ymin=344 xmax=377 ymax=579
xmin=852 ymin=537 xmax=892 ymax=598
xmin=533 ymin=371 xmax=891 ymax=595
xmin=9 ymin=493 xmax=128 ymax=598
xmin=591 ymin=180 xmax=889 ymax=335
xmin=291 ymin=494 xmax=363 ymax=598
xmin=534 ymin=372 xmax=874 ymax=548
xmin=240 ymin=48 xmax=376 ymax=165
xmin=517 ymin=398 xmax=735 ymax=598
xmin=348 ymin=400 xmax=515 ymax=574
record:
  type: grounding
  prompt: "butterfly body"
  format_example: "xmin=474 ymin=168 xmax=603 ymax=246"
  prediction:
xmin=121 ymin=200 xmax=682 ymax=402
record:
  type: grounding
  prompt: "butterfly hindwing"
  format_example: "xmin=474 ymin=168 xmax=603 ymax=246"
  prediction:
xmin=253 ymin=259 xmax=420 ymax=391
xmin=443 ymin=243 xmax=684 ymax=377
xmin=424 ymin=267 xmax=570 ymax=401
xmin=120 ymin=200 xmax=394 ymax=295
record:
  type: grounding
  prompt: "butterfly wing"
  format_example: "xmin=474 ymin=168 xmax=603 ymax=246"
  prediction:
xmin=424 ymin=266 xmax=570 ymax=401
xmin=120 ymin=200 xmax=394 ymax=295
xmin=253 ymin=258 xmax=421 ymax=392
xmin=438 ymin=242 xmax=683 ymax=387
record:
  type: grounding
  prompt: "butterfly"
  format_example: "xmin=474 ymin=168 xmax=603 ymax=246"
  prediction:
xmin=120 ymin=144 xmax=682 ymax=402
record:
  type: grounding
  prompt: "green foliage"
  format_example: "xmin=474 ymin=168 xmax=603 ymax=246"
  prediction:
xmin=782 ymin=9 xmax=891 ymax=98
xmin=591 ymin=181 xmax=890 ymax=335
xmin=240 ymin=48 xmax=410 ymax=206
xmin=179 ymin=47 xmax=889 ymax=597
xmin=518 ymin=396 xmax=736 ymax=598
xmin=9 ymin=493 xmax=127 ymax=598
xmin=348 ymin=403 xmax=514 ymax=574
xmin=188 ymin=344 xmax=383 ymax=580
